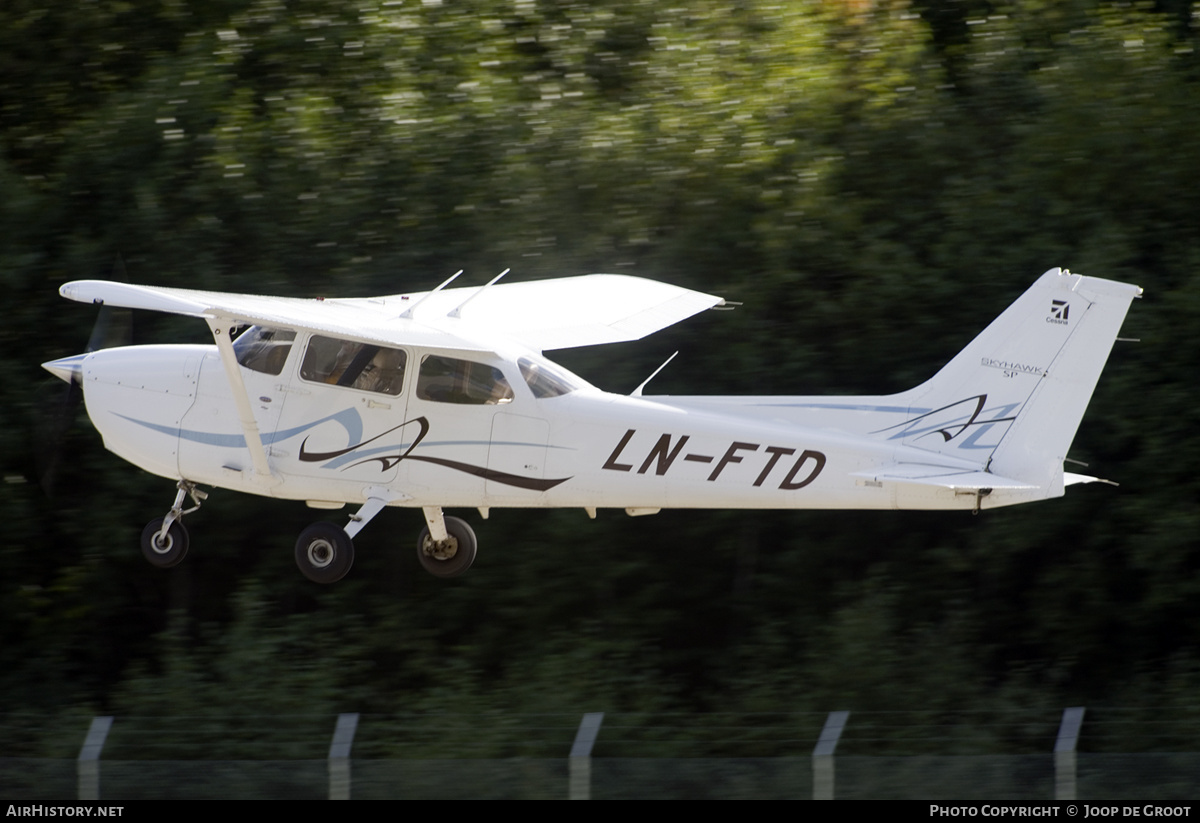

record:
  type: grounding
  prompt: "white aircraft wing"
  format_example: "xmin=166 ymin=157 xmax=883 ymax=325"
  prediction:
xmin=355 ymin=273 xmax=727 ymax=350
xmin=59 ymin=280 xmax=495 ymax=352
xmin=60 ymin=274 xmax=725 ymax=352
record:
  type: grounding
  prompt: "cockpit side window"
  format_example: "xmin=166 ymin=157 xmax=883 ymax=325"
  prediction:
xmin=300 ymin=335 xmax=406 ymax=396
xmin=233 ymin=326 xmax=296 ymax=376
xmin=417 ymin=355 xmax=513 ymax=405
xmin=518 ymin=357 xmax=577 ymax=398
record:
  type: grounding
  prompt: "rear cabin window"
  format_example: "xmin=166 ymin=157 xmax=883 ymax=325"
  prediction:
xmin=416 ymin=355 xmax=513 ymax=405
xmin=300 ymin=336 xmax=406 ymax=396
xmin=233 ymin=326 xmax=295 ymax=376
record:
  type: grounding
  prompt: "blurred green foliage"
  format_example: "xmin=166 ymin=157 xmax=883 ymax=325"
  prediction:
xmin=2 ymin=0 xmax=1198 ymax=758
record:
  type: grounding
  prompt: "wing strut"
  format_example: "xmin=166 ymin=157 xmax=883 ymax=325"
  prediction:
xmin=206 ymin=317 xmax=276 ymax=483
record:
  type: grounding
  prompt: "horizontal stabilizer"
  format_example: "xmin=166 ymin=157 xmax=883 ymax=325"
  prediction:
xmin=852 ymin=464 xmax=1037 ymax=491
xmin=1064 ymin=472 xmax=1118 ymax=487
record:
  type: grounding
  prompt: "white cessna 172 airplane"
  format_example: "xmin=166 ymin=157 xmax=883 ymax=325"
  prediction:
xmin=43 ymin=267 xmax=1139 ymax=584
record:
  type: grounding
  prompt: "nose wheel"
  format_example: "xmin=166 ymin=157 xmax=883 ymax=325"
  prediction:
xmin=141 ymin=517 xmax=189 ymax=568
xmin=140 ymin=480 xmax=206 ymax=569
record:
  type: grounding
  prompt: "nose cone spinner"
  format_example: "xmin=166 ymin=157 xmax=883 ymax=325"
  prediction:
xmin=42 ymin=353 xmax=87 ymax=384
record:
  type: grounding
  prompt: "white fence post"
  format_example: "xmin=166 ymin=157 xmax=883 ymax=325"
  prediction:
xmin=77 ymin=716 xmax=113 ymax=801
xmin=328 ymin=712 xmax=360 ymax=800
xmin=812 ymin=710 xmax=849 ymax=800
xmin=1055 ymin=707 xmax=1086 ymax=801
xmin=569 ymin=712 xmax=605 ymax=800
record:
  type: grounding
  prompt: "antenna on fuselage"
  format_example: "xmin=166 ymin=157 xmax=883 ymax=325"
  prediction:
xmin=631 ymin=351 xmax=678 ymax=397
xmin=398 ymin=270 xmax=463 ymax=320
xmin=448 ymin=268 xmax=509 ymax=319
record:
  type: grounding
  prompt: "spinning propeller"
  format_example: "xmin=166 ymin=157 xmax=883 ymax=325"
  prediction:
xmin=37 ymin=259 xmax=133 ymax=494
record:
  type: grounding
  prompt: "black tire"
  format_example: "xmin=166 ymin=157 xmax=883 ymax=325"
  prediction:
xmin=295 ymin=522 xmax=355 ymax=584
xmin=416 ymin=515 xmax=477 ymax=578
xmin=141 ymin=518 xmax=189 ymax=568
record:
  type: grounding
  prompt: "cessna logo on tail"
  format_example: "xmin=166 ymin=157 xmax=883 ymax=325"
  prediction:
xmin=1048 ymin=299 xmax=1070 ymax=324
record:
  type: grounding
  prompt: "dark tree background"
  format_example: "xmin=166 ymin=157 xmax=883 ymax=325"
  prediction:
xmin=2 ymin=0 xmax=1198 ymax=757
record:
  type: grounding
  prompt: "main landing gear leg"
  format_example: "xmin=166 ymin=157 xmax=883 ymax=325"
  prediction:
xmin=417 ymin=506 xmax=477 ymax=579
xmin=422 ymin=506 xmax=449 ymax=543
xmin=141 ymin=480 xmax=207 ymax=569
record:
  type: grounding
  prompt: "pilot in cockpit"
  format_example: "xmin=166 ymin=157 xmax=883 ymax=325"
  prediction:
xmin=352 ymin=347 xmax=405 ymax=395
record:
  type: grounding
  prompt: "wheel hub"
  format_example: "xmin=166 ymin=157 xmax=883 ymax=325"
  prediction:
xmin=307 ymin=539 xmax=335 ymax=568
xmin=423 ymin=536 xmax=458 ymax=561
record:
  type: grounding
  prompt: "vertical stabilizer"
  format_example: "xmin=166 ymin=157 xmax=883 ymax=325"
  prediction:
xmin=893 ymin=269 xmax=1140 ymax=490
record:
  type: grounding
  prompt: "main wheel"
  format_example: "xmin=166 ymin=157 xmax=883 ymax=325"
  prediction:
xmin=416 ymin=516 xmax=477 ymax=578
xmin=295 ymin=522 xmax=355 ymax=584
xmin=141 ymin=518 xmax=189 ymax=568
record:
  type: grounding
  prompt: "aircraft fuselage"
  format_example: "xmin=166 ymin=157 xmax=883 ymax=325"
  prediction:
xmin=76 ymin=340 xmax=1025 ymax=515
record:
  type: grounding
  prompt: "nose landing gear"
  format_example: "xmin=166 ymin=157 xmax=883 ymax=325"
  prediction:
xmin=140 ymin=480 xmax=207 ymax=568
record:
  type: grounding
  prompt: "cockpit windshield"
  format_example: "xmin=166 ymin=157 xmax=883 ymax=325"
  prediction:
xmin=518 ymin=357 xmax=578 ymax=398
